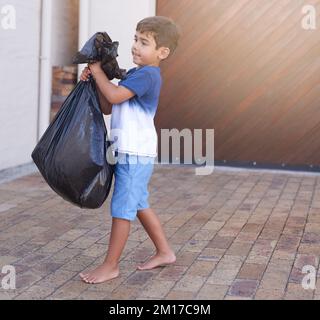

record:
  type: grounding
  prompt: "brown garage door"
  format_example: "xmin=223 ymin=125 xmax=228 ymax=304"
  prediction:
xmin=155 ymin=0 xmax=320 ymax=170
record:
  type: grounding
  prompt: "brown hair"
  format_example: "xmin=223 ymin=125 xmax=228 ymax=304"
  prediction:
xmin=136 ymin=16 xmax=181 ymax=58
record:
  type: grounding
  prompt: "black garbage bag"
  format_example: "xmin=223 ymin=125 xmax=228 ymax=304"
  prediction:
xmin=31 ymin=76 xmax=114 ymax=209
xmin=73 ymin=32 xmax=127 ymax=80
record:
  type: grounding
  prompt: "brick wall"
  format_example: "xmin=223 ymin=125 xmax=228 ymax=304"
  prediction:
xmin=51 ymin=66 xmax=78 ymax=122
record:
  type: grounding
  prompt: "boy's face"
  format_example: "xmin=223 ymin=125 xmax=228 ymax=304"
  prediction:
xmin=132 ymin=31 xmax=170 ymax=67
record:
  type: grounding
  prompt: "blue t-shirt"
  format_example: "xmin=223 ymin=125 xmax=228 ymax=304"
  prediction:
xmin=110 ymin=65 xmax=162 ymax=157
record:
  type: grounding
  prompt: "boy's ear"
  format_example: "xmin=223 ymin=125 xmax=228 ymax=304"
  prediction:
xmin=159 ymin=47 xmax=170 ymax=60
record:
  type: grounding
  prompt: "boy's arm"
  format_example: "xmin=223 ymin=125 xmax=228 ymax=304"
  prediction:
xmin=97 ymin=85 xmax=112 ymax=115
xmin=89 ymin=62 xmax=135 ymax=105
xmin=94 ymin=72 xmax=135 ymax=105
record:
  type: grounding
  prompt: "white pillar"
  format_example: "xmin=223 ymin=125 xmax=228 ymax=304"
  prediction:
xmin=78 ymin=0 xmax=90 ymax=80
xmin=38 ymin=0 xmax=53 ymax=139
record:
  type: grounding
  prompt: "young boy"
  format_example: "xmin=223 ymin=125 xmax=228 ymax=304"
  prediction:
xmin=79 ymin=16 xmax=181 ymax=284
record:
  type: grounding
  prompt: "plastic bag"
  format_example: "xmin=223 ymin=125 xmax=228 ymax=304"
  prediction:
xmin=31 ymin=76 xmax=114 ymax=209
xmin=73 ymin=32 xmax=127 ymax=80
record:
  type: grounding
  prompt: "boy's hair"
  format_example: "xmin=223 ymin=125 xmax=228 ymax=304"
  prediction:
xmin=136 ymin=16 xmax=181 ymax=58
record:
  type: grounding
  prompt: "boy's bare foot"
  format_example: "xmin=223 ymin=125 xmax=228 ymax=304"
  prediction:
xmin=79 ymin=263 xmax=119 ymax=284
xmin=137 ymin=251 xmax=176 ymax=270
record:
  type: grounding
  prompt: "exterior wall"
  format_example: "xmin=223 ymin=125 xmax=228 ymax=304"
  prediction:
xmin=0 ymin=0 xmax=41 ymax=171
xmin=0 ymin=0 xmax=79 ymax=172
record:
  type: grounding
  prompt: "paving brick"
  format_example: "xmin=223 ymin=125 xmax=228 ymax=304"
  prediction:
xmin=259 ymin=229 xmax=281 ymax=240
xmin=186 ymin=260 xmax=217 ymax=277
xmin=58 ymin=228 xmax=89 ymax=241
xmin=156 ymin=265 xmax=188 ymax=281
xmin=192 ymin=229 xmax=216 ymax=241
xmin=242 ymin=223 xmax=264 ymax=234
xmin=301 ymin=232 xmax=320 ymax=245
xmin=170 ymin=229 xmax=197 ymax=244
xmin=0 ymin=255 xmax=20 ymax=265
xmin=175 ymin=251 xmax=199 ymax=266
xmin=260 ymin=270 xmax=290 ymax=291
xmin=275 ymin=235 xmax=301 ymax=252
xmin=228 ymin=279 xmax=259 ymax=298
xmin=123 ymin=246 xmax=155 ymax=263
xmin=206 ymin=255 xmax=244 ymax=286
xmin=77 ymin=290 xmax=112 ymax=300
xmin=139 ymin=280 xmax=175 ymax=298
xmin=166 ymin=290 xmax=195 ymax=300
xmin=196 ymin=284 xmax=229 ymax=300
xmin=125 ymin=271 xmax=154 ymax=286
xmin=304 ymin=222 xmax=320 ymax=233
xmin=174 ymin=275 xmax=206 ymax=292
xmin=254 ymin=288 xmax=285 ymax=300
xmin=15 ymin=271 xmax=43 ymax=291
xmin=0 ymin=290 xmax=19 ymax=300
xmin=202 ymin=221 xmax=225 ymax=231
xmin=298 ymin=244 xmax=320 ymax=255
xmin=32 ymin=261 xmax=64 ymax=277
xmin=48 ymin=280 xmax=88 ymax=299
xmin=271 ymin=249 xmax=296 ymax=260
xmin=224 ymin=295 xmax=253 ymax=300
xmin=246 ymin=239 xmax=276 ymax=264
xmin=45 ymin=247 xmax=82 ymax=264
xmin=182 ymin=239 xmax=210 ymax=252
xmin=37 ymin=239 xmax=70 ymax=254
xmin=14 ymin=285 xmax=55 ymax=300
xmin=110 ymin=286 xmax=141 ymax=299
xmin=227 ymin=241 xmax=253 ymax=257
xmin=40 ymin=269 xmax=77 ymax=289
xmin=236 ymin=232 xmax=260 ymax=242
xmin=82 ymin=243 xmax=108 ymax=258
xmin=238 ymin=263 xmax=266 ymax=280
xmin=163 ymin=227 xmax=179 ymax=238
xmin=206 ymin=236 xmax=235 ymax=249
xmin=207 ymin=268 xmax=240 ymax=286
xmin=60 ymin=255 xmax=96 ymax=272
xmin=197 ymin=248 xmax=226 ymax=262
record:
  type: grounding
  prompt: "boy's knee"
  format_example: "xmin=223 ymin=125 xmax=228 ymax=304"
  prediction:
xmin=111 ymin=212 xmax=136 ymax=221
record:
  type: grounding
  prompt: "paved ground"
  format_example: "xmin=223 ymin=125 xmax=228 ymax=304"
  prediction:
xmin=0 ymin=164 xmax=320 ymax=300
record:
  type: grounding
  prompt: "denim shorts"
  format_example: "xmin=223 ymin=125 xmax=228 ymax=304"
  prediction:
xmin=110 ymin=151 xmax=155 ymax=221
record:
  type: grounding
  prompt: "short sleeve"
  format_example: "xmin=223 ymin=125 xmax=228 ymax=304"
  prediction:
xmin=119 ymin=68 xmax=153 ymax=98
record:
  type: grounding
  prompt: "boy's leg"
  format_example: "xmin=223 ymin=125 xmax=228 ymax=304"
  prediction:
xmin=79 ymin=217 xmax=130 ymax=283
xmin=136 ymin=207 xmax=176 ymax=270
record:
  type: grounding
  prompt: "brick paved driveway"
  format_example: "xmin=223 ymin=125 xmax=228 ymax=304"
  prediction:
xmin=0 ymin=165 xmax=319 ymax=299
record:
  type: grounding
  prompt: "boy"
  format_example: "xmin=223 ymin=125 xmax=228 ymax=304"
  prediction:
xmin=79 ymin=16 xmax=181 ymax=284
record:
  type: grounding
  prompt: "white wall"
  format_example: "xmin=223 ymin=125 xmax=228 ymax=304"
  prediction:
xmin=0 ymin=0 xmax=79 ymax=172
xmin=79 ymin=0 xmax=156 ymax=132
xmin=80 ymin=0 xmax=156 ymax=70
xmin=0 ymin=0 xmax=41 ymax=171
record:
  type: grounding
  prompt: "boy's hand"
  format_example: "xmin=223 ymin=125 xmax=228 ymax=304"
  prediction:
xmin=88 ymin=61 xmax=103 ymax=78
xmin=80 ymin=66 xmax=91 ymax=81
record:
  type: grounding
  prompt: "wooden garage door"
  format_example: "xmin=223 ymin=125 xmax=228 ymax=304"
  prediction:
xmin=155 ymin=0 xmax=320 ymax=169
